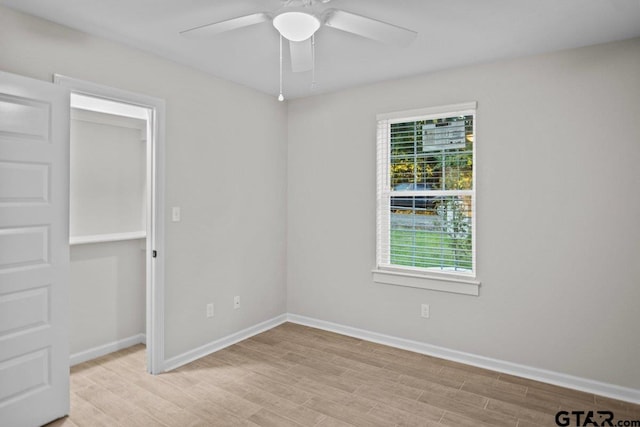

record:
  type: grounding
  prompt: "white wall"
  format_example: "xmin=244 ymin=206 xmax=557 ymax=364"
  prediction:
xmin=287 ymin=38 xmax=640 ymax=389
xmin=0 ymin=6 xmax=288 ymax=360
xmin=69 ymin=240 xmax=145 ymax=354
xmin=70 ymin=110 xmax=147 ymax=237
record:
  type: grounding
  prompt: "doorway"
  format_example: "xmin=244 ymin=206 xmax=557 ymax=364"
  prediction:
xmin=54 ymin=75 xmax=165 ymax=374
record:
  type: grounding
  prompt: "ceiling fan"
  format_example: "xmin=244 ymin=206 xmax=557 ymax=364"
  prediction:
xmin=180 ymin=0 xmax=417 ymax=84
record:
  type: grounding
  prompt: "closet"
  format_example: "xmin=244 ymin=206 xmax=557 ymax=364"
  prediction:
xmin=68 ymin=95 xmax=148 ymax=359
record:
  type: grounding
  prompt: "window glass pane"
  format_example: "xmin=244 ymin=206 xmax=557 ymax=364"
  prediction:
xmin=390 ymin=196 xmax=472 ymax=272
xmin=390 ymin=115 xmax=473 ymax=191
xmin=390 ymin=193 xmax=437 ymax=215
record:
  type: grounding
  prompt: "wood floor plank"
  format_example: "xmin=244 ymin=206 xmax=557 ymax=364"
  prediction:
xmin=133 ymin=373 xmax=207 ymax=412
xmin=462 ymin=376 xmax=528 ymax=397
xmin=49 ymin=323 xmax=640 ymax=427
xmin=292 ymin=376 xmax=378 ymax=413
xmin=243 ymin=372 xmax=314 ymax=405
xmin=485 ymin=398 xmax=555 ymax=425
xmin=74 ymin=382 xmax=171 ymax=427
xmin=364 ymin=345 xmax=446 ymax=371
xmin=593 ymin=396 xmax=640 ymax=418
xmin=68 ymin=390 xmax=121 ymax=427
xmin=417 ymin=381 xmax=488 ymax=408
xmin=83 ymin=364 xmax=206 ymax=426
xmin=209 ymin=346 xmax=301 ymax=386
xmin=340 ymin=370 xmax=423 ymax=400
xmin=417 ymin=388 xmax=518 ymax=427
xmin=367 ymin=402 xmax=443 ymax=426
xmin=461 ymin=379 xmax=560 ymax=415
xmin=288 ymin=364 xmax=361 ymax=393
xmin=269 ymin=327 xmax=387 ymax=369
xmin=239 ymin=337 xmax=293 ymax=358
xmin=314 ymin=415 xmax=355 ymax=427
xmin=182 ymin=400 xmax=259 ymax=427
xmin=283 ymin=352 xmax=348 ymax=376
xmin=439 ymin=411 xmax=499 ymax=427
xmin=275 ymin=339 xmax=402 ymax=383
xmin=354 ymin=385 xmax=445 ymax=423
xmin=226 ymin=343 xmax=298 ymax=370
xmin=395 ymin=369 xmax=465 ymax=390
xmin=526 ymin=385 xmax=598 ymax=410
xmin=595 ymin=395 xmax=640 ymax=412
xmin=248 ymin=408 xmax=306 ymax=427
xmin=515 ymin=420 xmax=546 ymax=427
xmin=233 ymin=385 xmax=326 ymax=426
xmin=502 ymin=373 xmax=596 ymax=405
xmin=438 ymin=365 xmax=500 ymax=383
xmin=190 ymin=382 xmax=262 ymax=419
xmin=303 ymin=396 xmax=390 ymax=427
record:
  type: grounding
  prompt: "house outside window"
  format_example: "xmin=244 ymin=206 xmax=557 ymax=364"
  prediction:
xmin=375 ymin=102 xmax=478 ymax=294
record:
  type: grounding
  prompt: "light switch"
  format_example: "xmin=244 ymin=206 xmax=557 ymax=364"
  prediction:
xmin=172 ymin=206 xmax=181 ymax=222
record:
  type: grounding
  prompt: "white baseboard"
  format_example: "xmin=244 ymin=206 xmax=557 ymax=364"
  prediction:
xmin=287 ymin=314 xmax=640 ymax=405
xmin=155 ymin=312 xmax=639 ymax=404
xmin=162 ymin=314 xmax=288 ymax=372
xmin=70 ymin=333 xmax=146 ymax=366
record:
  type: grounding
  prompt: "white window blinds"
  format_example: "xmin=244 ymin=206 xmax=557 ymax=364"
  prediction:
xmin=376 ymin=103 xmax=476 ymax=277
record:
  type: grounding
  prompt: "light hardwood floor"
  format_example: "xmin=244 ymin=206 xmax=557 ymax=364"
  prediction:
xmin=47 ymin=323 xmax=640 ymax=427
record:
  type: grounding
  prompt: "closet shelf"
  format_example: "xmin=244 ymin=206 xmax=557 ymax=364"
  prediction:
xmin=70 ymin=230 xmax=146 ymax=245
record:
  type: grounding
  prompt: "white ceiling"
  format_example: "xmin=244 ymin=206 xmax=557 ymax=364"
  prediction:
xmin=2 ymin=0 xmax=640 ymax=99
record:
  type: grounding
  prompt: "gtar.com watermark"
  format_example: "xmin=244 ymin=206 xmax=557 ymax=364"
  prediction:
xmin=555 ymin=410 xmax=640 ymax=426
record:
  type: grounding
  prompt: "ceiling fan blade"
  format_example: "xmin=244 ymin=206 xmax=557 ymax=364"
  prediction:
xmin=323 ymin=9 xmax=417 ymax=46
xmin=289 ymin=39 xmax=313 ymax=72
xmin=180 ymin=12 xmax=270 ymax=38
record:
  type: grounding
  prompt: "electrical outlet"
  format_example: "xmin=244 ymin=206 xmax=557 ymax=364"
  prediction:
xmin=206 ymin=303 xmax=214 ymax=318
xmin=233 ymin=296 xmax=240 ymax=309
xmin=421 ymin=303 xmax=430 ymax=318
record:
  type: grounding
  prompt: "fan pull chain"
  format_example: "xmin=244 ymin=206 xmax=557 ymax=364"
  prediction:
xmin=311 ymin=34 xmax=316 ymax=90
xmin=278 ymin=34 xmax=284 ymax=102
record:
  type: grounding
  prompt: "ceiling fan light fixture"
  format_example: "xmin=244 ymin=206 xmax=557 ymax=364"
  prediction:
xmin=273 ymin=11 xmax=320 ymax=42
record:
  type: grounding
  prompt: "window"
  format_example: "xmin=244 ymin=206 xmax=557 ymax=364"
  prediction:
xmin=375 ymin=102 xmax=477 ymax=292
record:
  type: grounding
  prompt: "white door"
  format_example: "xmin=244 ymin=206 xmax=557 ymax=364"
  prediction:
xmin=0 ymin=71 xmax=70 ymax=427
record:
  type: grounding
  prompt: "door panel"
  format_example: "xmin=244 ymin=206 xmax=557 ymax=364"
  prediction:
xmin=0 ymin=161 xmax=50 ymax=204
xmin=0 ymin=285 xmax=49 ymax=336
xmin=0 ymin=71 xmax=70 ymax=427
xmin=0 ymin=94 xmax=50 ymax=142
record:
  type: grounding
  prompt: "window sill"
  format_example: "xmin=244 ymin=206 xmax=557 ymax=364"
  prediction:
xmin=372 ymin=268 xmax=480 ymax=296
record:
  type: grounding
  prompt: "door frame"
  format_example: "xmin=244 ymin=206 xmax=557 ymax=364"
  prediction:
xmin=53 ymin=74 xmax=166 ymax=374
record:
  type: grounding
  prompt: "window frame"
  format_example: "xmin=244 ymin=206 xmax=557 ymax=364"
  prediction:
xmin=373 ymin=102 xmax=480 ymax=296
